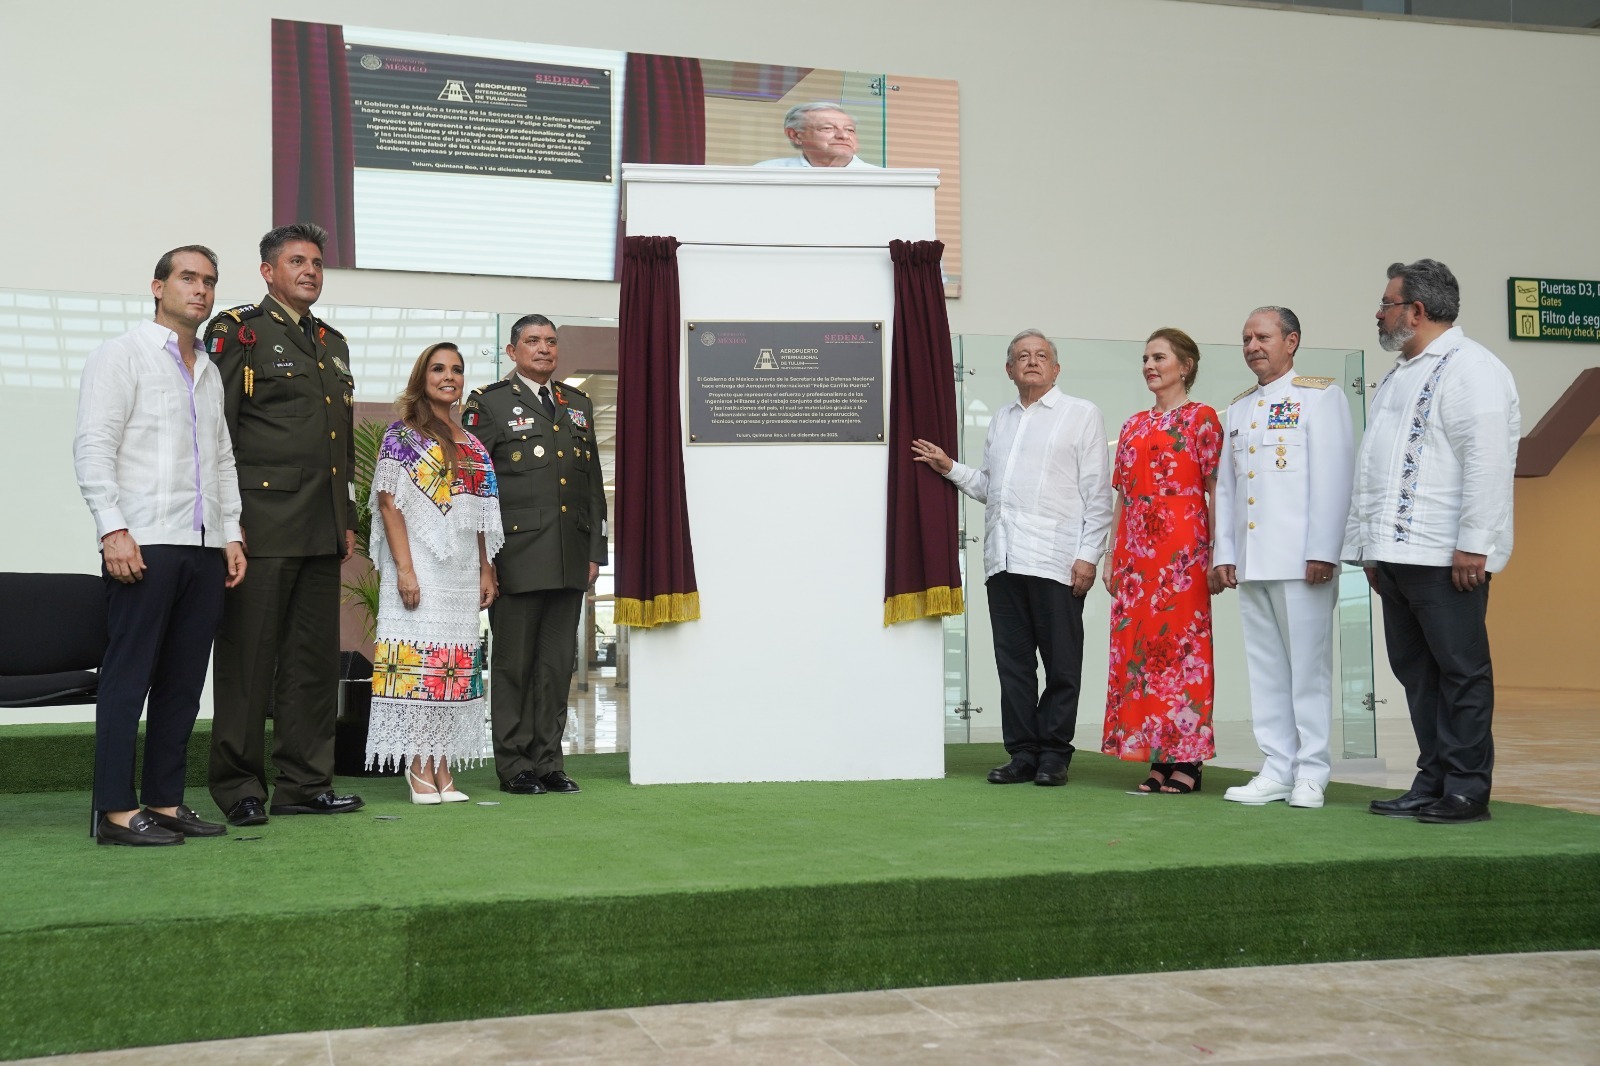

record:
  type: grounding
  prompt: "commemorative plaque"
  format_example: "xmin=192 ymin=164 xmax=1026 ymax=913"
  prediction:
xmin=686 ymin=322 xmax=885 ymax=444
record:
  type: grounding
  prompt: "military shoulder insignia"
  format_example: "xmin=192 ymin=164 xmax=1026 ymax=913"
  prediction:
xmin=218 ymin=304 xmax=261 ymax=324
xmin=1231 ymin=384 xmax=1258 ymax=404
xmin=558 ymin=380 xmax=589 ymax=399
xmin=1292 ymin=375 xmax=1335 ymax=389
xmin=476 ymin=379 xmax=512 ymax=396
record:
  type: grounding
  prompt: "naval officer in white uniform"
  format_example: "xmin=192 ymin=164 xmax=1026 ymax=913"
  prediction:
xmin=1211 ymin=307 xmax=1354 ymax=809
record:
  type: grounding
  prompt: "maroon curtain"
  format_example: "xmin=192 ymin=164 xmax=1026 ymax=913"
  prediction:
xmin=884 ymin=240 xmax=963 ymax=624
xmin=622 ymin=53 xmax=707 ymax=165
xmin=615 ymin=236 xmax=700 ymax=628
xmin=271 ymin=20 xmax=356 ymax=267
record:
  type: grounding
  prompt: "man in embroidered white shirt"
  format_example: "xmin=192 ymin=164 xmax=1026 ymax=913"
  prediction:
xmin=1344 ymin=259 xmax=1520 ymax=824
xmin=913 ymin=330 xmax=1113 ymax=786
xmin=73 ymin=246 xmax=247 ymax=846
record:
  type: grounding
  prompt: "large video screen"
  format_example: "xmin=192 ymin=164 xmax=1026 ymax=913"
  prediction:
xmin=272 ymin=21 xmax=962 ymax=293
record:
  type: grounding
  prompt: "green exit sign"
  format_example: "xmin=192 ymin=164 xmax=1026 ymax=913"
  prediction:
xmin=1507 ymin=277 xmax=1600 ymax=343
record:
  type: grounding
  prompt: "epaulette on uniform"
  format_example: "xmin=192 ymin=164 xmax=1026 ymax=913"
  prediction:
xmin=208 ymin=304 xmax=262 ymax=334
xmin=311 ymin=315 xmax=344 ymax=340
xmin=1231 ymin=384 xmax=1259 ymax=404
xmin=471 ymin=379 xmax=512 ymax=398
xmin=1292 ymin=375 xmax=1335 ymax=389
xmin=556 ymin=380 xmax=588 ymax=399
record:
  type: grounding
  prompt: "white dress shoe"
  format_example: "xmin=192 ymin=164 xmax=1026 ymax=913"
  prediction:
xmin=1223 ymin=775 xmax=1293 ymax=805
xmin=1289 ymin=780 xmax=1326 ymax=809
xmin=407 ymin=768 xmax=443 ymax=806
xmin=440 ymin=787 xmax=470 ymax=803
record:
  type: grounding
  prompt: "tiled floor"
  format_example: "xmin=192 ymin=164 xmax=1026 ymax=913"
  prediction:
xmin=18 ymin=951 xmax=1599 ymax=1064
xmin=23 ymin=685 xmax=1598 ymax=1065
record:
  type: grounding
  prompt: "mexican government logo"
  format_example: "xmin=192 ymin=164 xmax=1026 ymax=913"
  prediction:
xmin=359 ymin=54 xmax=383 ymax=71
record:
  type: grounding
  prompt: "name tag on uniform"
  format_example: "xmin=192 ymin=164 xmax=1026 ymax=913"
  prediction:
xmin=1267 ymin=401 xmax=1300 ymax=429
xmin=508 ymin=418 xmax=538 ymax=433
xmin=1229 ymin=429 xmax=1238 ymax=437
xmin=274 ymin=359 xmax=296 ymax=369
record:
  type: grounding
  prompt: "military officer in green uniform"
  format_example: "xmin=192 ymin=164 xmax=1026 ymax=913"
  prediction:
xmin=464 ymin=314 xmax=607 ymax=795
xmin=206 ymin=223 xmax=364 ymax=825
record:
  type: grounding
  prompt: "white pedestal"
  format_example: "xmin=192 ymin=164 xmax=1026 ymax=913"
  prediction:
xmin=622 ymin=165 xmax=946 ymax=784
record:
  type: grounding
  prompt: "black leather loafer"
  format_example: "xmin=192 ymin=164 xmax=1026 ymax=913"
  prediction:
xmin=540 ymin=770 xmax=581 ymax=794
xmin=270 ymin=791 xmax=365 ymax=816
xmin=1368 ymin=789 xmax=1439 ymax=818
xmin=1415 ymin=794 xmax=1491 ymax=824
xmin=144 ymin=804 xmax=228 ymax=837
xmin=96 ymin=811 xmax=184 ymax=847
xmin=1034 ymin=762 xmax=1069 ymax=787
xmin=987 ymin=760 xmax=1036 ymax=785
xmin=500 ymin=770 xmax=547 ymax=795
xmin=225 ymin=796 xmax=270 ymax=827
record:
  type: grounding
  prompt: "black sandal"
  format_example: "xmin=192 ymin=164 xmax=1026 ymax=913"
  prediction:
xmin=1160 ymin=762 xmax=1203 ymax=794
xmin=1138 ymin=762 xmax=1174 ymax=793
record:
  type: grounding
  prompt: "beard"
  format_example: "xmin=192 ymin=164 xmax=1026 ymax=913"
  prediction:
xmin=1378 ymin=322 xmax=1415 ymax=352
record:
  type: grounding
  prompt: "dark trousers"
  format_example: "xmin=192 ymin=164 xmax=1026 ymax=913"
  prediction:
xmin=489 ymin=587 xmax=583 ymax=783
xmin=986 ymin=571 xmax=1086 ymax=769
xmin=209 ymin=554 xmax=340 ymax=809
xmin=95 ymin=545 xmax=226 ymax=812
xmin=1373 ymin=562 xmax=1496 ymax=802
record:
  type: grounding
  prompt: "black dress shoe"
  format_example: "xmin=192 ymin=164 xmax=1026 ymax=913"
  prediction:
xmin=1034 ymin=762 xmax=1069 ymax=787
xmin=96 ymin=811 xmax=184 ymax=847
xmin=225 ymin=797 xmax=270 ymax=827
xmin=1416 ymin=794 xmax=1491 ymax=824
xmin=500 ymin=770 xmax=547 ymax=795
xmin=144 ymin=804 xmax=228 ymax=837
xmin=987 ymin=759 xmax=1037 ymax=785
xmin=1368 ymin=789 xmax=1439 ymax=818
xmin=540 ymin=770 xmax=581 ymax=794
xmin=269 ymin=791 xmax=365 ymax=816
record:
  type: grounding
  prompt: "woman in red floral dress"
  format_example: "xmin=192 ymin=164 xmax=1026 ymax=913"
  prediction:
xmin=1102 ymin=328 xmax=1222 ymax=794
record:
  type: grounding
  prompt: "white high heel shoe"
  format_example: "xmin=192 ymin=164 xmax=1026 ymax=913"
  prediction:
xmin=407 ymin=767 xmax=442 ymax=805
xmin=437 ymin=774 xmax=470 ymax=803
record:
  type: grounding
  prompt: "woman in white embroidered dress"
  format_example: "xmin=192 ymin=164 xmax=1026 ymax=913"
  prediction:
xmin=365 ymin=342 xmax=504 ymax=803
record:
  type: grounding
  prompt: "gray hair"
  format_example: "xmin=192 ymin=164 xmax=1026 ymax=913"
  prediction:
xmin=508 ymin=313 xmax=556 ymax=347
xmin=1250 ymin=305 xmax=1302 ymax=341
xmin=1005 ymin=329 xmax=1058 ymax=365
xmin=1387 ymin=259 xmax=1460 ymax=323
xmin=152 ymin=244 xmax=218 ymax=312
xmin=260 ymin=222 xmax=330 ymax=264
xmin=783 ymin=102 xmax=855 ymax=134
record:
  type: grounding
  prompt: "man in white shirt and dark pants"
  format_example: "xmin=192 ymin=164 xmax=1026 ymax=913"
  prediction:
xmin=1346 ymin=259 xmax=1519 ymax=824
xmin=913 ymin=330 xmax=1112 ymax=786
xmin=74 ymin=246 xmax=247 ymax=845
xmin=1212 ymin=307 xmax=1354 ymax=810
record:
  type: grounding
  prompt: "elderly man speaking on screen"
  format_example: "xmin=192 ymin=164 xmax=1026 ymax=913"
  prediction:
xmin=755 ymin=102 xmax=883 ymax=169
xmin=912 ymin=330 xmax=1112 ymax=787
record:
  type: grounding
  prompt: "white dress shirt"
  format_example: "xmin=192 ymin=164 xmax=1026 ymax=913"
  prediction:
xmin=1342 ymin=326 xmax=1520 ymax=571
xmin=945 ymin=387 xmax=1113 ymax=584
xmin=74 ymin=319 xmax=243 ymax=548
xmin=752 ymin=155 xmax=883 ymax=169
xmin=1215 ymin=372 xmax=1355 ymax=581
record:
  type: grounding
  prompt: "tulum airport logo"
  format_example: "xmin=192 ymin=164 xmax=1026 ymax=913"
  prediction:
xmin=359 ymin=54 xmax=383 ymax=71
xmin=699 ymin=330 xmax=716 ymax=347
xmin=438 ymin=80 xmax=474 ymax=102
xmin=753 ymin=349 xmax=778 ymax=370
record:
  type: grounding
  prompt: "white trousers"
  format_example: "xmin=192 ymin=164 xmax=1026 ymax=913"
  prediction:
xmin=1239 ymin=578 xmax=1338 ymax=787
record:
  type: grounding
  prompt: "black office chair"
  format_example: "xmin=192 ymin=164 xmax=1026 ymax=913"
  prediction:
xmin=0 ymin=572 xmax=109 ymax=835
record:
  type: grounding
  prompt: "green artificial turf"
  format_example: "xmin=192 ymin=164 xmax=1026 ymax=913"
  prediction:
xmin=1 ymin=744 xmax=1597 ymax=1059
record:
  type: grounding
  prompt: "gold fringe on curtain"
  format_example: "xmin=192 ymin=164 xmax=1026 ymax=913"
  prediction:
xmin=882 ymin=585 xmax=965 ymax=626
xmin=615 ymin=591 xmax=702 ymax=629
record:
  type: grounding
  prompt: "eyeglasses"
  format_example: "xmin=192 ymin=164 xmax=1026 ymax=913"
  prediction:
xmin=1376 ymin=300 xmax=1414 ymax=314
